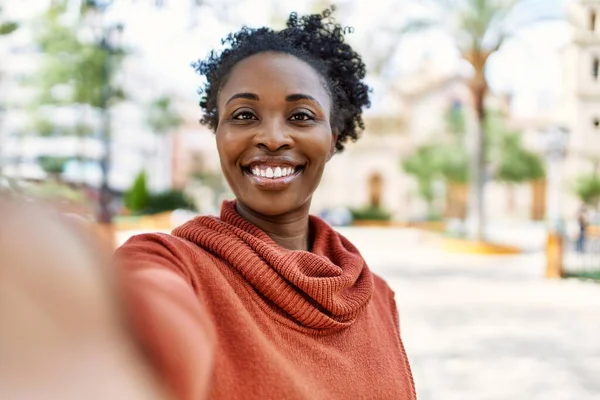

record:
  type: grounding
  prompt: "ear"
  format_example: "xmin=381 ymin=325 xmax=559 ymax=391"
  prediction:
xmin=327 ymin=131 xmax=338 ymax=162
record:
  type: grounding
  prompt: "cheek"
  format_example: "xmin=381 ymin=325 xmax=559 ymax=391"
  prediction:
xmin=215 ymin=129 xmax=239 ymax=165
xmin=309 ymin=131 xmax=335 ymax=163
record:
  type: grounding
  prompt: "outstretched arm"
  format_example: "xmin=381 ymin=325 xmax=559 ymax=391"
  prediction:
xmin=0 ymin=197 xmax=168 ymax=400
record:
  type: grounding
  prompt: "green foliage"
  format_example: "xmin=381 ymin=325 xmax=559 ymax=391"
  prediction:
xmin=565 ymin=270 xmax=600 ymax=282
xmin=28 ymin=1 xmax=126 ymax=113
xmin=146 ymin=96 xmax=183 ymax=135
xmin=402 ymin=145 xmax=439 ymax=204
xmin=38 ymin=156 xmax=70 ymax=176
xmin=437 ymin=145 xmax=470 ymax=183
xmin=0 ymin=5 xmax=18 ymax=36
xmin=495 ymin=132 xmax=545 ymax=183
xmin=0 ymin=21 xmax=17 ymax=35
xmin=484 ymin=111 xmax=545 ymax=184
xmin=146 ymin=190 xmax=197 ymax=215
xmin=446 ymin=102 xmax=467 ymax=140
xmin=574 ymin=174 xmax=600 ymax=207
xmin=350 ymin=205 xmax=392 ymax=221
xmin=25 ymin=181 xmax=84 ymax=203
xmin=402 ymin=143 xmax=469 ymax=205
xmin=125 ymin=171 xmax=196 ymax=215
xmin=124 ymin=171 xmax=149 ymax=213
xmin=32 ymin=117 xmax=57 ymax=137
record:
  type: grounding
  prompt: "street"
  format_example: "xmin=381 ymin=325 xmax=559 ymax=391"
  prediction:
xmin=339 ymin=228 xmax=600 ymax=400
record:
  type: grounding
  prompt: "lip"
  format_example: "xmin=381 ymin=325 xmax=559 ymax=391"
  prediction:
xmin=241 ymin=155 xmax=305 ymax=170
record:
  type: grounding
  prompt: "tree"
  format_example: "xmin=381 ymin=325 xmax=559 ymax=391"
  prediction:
xmin=440 ymin=103 xmax=470 ymax=184
xmin=26 ymin=0 xmax=126 ymax=225
xmin=124 ymin=170 xmax=149 ymax=214
xmin=416 ymin=0 xmax=561 ymax=239
xmin=38 ymin=156 xmax=70 ymax=181
xmin=402 ymin=145 xmax=442 ymax=218
xmin=574 ymin=173 xmax=600 ymax=209
xmin=495 ymin=132 xmax=545 ymax=184
xmin=494 ymin=130 xmax=545 ymax=214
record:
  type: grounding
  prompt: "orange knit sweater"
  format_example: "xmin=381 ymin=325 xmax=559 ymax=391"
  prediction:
xmin=115 ymin=201 xmax=415 ymax=400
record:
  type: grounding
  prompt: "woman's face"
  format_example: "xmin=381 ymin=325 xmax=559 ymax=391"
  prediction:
xmin=215 ymin=52 xmax=335 ymax=217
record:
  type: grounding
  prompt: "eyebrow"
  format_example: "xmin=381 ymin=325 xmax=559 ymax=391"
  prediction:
xmin=226 ymin=92 xmax=259 ymax=105
xmin=285 ymin=93 xmax=323 ymax=108
xmin=225 ymin=92 xmax=323 ymax=108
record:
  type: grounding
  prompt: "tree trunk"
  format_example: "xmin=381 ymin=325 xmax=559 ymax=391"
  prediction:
xmin=468 ymin=77 xmax=487 ymax=241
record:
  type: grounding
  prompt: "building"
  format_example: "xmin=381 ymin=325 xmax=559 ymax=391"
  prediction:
xmin=560 ymin=0 xmax=600 ymax=218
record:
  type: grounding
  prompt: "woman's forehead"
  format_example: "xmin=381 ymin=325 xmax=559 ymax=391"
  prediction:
xmin=219 ymin=52 xmax=330 ymax=105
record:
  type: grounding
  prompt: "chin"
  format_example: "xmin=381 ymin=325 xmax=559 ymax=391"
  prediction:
xmin=238 ymin=193 xmax=312 ymax=218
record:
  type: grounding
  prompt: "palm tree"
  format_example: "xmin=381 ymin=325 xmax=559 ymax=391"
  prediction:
xmin=414 ymin=0 xmax=562 ymax=240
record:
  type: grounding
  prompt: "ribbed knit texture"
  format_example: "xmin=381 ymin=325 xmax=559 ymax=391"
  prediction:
xmin=116 ymin=200 xmax=416 ymax=400
xmin=172 ymin=200 xmax=374 ymax=333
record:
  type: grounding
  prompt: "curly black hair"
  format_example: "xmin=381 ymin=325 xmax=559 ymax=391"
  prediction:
xmin=192 ymin=7 xmax=371 ymax=152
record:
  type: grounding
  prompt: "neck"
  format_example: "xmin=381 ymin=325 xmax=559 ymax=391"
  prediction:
xmin=235 ymin=201 xmax=311 ymax=251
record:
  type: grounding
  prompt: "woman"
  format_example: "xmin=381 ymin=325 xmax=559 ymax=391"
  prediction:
xmin=116 ymin=8 xmax=415 ymax=400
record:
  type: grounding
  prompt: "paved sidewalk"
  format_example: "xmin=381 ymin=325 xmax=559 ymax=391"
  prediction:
xmin=339 ymin=228 xmax=600 ymax=400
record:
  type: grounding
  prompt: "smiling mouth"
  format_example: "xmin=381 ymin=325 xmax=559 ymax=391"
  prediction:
xmin=242 ymin=164 xmax=304 ymax=179
xmin=241 ymin=163 xmax=305 ymax=190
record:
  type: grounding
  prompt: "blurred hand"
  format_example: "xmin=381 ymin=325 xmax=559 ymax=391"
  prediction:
xmin=0 ymin=196 xmax=168 ymax=400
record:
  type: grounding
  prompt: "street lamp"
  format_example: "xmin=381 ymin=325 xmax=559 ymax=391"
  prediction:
xmin=96 ymin=23 xmax=123 ymax=228
xmin=544 ymin=125 xmax=569 ymax=278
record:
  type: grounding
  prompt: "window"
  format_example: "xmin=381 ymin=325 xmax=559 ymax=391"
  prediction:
xmin=591 ymin=9 xmax=597 ymax=32
xmin=593 ymin=57 xmax=599 ymax=80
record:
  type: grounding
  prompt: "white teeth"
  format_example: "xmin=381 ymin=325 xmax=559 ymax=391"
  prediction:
xmin=249 ymin=165 xmax=298 ymax=179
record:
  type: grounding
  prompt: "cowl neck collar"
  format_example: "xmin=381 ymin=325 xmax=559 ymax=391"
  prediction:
xmin=172 ymin=200 xmax=374 ymax=333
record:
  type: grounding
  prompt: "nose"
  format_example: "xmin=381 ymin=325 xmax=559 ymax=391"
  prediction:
xmin=253 ymin=119 xmax=293 ymax=152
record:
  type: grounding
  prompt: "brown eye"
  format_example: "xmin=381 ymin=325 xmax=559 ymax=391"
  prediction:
xmin=232 ymin=111 xmax=257 ymax=120
xmin=289 ymin=111 xmax=314 ymax=122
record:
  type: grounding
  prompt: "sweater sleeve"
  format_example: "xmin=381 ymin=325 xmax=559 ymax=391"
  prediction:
xmin=114 ymin=234 xmax=216 ymax=400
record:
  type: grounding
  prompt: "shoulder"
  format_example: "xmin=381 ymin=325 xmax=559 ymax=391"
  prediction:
xmin=116 ymin=232 xmax=193 ymax=263
xmin=114 ymin=232 xmax=211 ymax=282
xmin=371 ymin=273 xmax=396 ymax=304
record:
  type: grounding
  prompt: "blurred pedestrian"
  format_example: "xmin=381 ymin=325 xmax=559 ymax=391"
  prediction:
xmin=576 ymin=205 xmax=588 ymax=253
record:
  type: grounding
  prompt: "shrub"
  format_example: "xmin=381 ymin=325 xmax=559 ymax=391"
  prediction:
xmin=124 ymin=171 xmax=149 ymax=213
xmin=145 ymin=189 xmax=196 ymax=215
xmin=350 ymin=205 xmax=392 ymax=221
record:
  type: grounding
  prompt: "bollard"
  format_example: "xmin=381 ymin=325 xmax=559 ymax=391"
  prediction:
xmin=545 ymin=231 xmax=564 ymax=279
